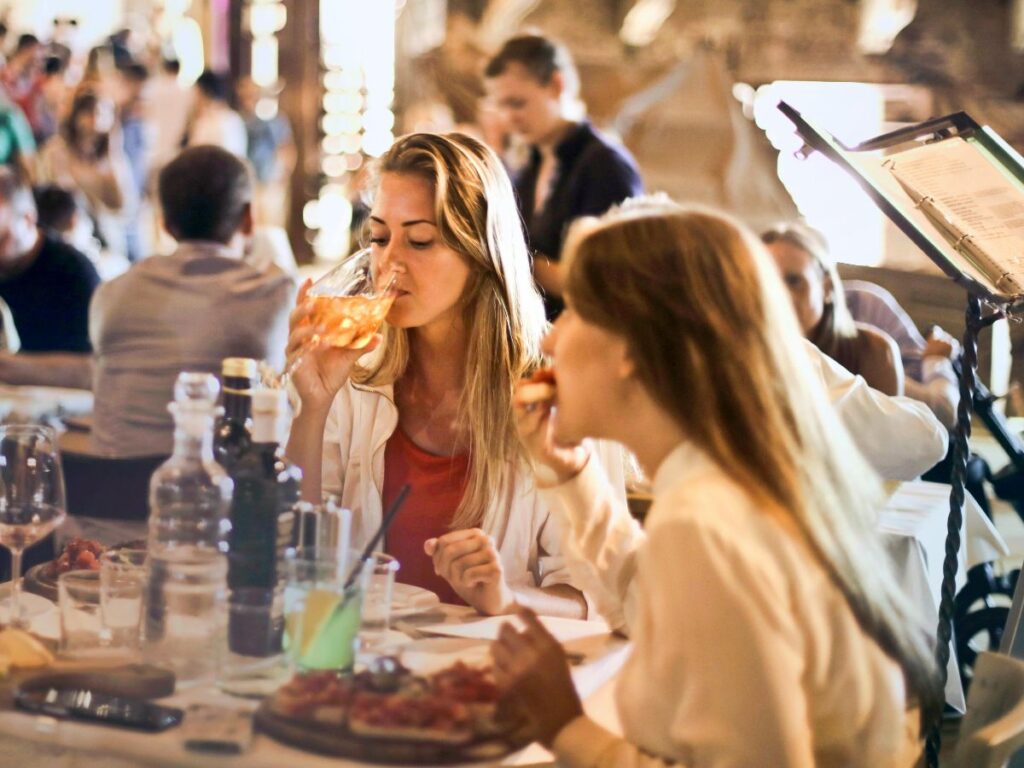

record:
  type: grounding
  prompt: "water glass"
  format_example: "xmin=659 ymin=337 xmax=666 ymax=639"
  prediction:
xmin=142 ymin=547 xmax=228 ymax=687
xmin=59 ymin=570 xmax=105 ymax=657
xmin=359 ymin=553 xmax=399 ymax=650
xmin=283 ymin=546 xmax=369 ymax=672
xmin=220 ymin=588 xmax=288 ymax=698
xmin=100 ymin=548 xmax=146 ymax=650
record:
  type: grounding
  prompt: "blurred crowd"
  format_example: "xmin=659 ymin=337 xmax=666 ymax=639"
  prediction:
xmin=0 ymin=24 xmax=296 ymax=277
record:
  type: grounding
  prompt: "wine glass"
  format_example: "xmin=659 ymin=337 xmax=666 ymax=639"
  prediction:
xmin=306 ymin=246 xmax=399 ymax=349
xmin=0 ymin=424 xmax=67 ymax=628
xmin=269 ymin=248 xmax=399 ymax=390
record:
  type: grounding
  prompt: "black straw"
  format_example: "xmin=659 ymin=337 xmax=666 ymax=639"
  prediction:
xmin=342 ymin=483 xmax=411 ymax=591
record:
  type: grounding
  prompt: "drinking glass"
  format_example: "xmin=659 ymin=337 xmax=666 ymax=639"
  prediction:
xmin=274 ymin=249 xmax=398 ymax=391
xmin=306 ymin=247 xmax=399 ymax=349
xmin=282 ymin=546 xmax=371 ymax=672
xmin=0 ymin=424 xmax=67 ymax=628
xmin=359 ymin=553 xmax=399 ymax=651
xmin=59 ymin=570 xmax=105 ymax=657
xmin=99 ymin=548 xmax=147 ymax=650
xmin=220 ymin=587 xmax=288 ymax=698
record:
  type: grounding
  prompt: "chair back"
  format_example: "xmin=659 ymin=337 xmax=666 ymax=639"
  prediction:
xmin=62 ymin=452 xmax=168 ymax=522
xmin=953 ymin=651 xmax=1024 ymax=768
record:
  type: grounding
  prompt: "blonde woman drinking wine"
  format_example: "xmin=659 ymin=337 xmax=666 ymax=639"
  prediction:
xmin=497 ymin=199 xmax=941 ymax=766
xmin=286 ymin=132 xmax=625 ymax=618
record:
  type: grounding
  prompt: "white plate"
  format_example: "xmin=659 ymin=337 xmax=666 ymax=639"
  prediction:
xmin=390 ymin=583 xmax=440 ymax=617
xmin=0 ymin=590 xmax=57 ymax=624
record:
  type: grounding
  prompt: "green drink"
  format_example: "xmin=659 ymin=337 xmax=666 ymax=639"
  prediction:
xmin=298 ymin=585 xmax=363 ymax=670
xmin=283 ymin=547 xmax=373 ymax=671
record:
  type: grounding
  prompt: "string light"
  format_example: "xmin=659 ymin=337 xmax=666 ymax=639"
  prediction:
xmin=311 ymin=1 xmax=398 ymax=261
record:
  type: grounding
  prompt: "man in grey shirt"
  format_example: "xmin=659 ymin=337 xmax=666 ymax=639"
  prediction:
xmin=89 ymin=145 xmax=295 ymax=457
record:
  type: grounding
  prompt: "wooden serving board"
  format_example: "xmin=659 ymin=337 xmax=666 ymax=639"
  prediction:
xmin=254 ymin=701 xmax=531 ymax=765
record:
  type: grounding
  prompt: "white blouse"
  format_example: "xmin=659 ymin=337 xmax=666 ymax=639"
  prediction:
xmin=320 ymin=380 xmax=628 ymax=598
xmin=544 ymin=443 xmax=922 ymax=768
xmin=806 ymin=340 xmax=946 ymax=481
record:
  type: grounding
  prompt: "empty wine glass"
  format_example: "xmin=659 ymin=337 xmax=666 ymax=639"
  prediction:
xmin=0 ymin=424 xmax=67 ymax=628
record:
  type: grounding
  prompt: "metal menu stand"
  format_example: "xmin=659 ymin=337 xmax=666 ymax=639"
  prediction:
xmin=777 ymin=101 xmax=1024 ymax=767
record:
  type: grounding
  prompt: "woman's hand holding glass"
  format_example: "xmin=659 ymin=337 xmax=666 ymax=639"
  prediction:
xmin=286 ymin=278 xmax=382 ymax=411
xmin=424 ymin=529 xmax=514 ymax=616
xmin=513 ymin=374 xmax=590 ymax=488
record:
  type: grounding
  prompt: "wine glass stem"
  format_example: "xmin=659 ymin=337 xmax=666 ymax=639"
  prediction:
xmin=9 ymin=548 xmax=22 ymax=628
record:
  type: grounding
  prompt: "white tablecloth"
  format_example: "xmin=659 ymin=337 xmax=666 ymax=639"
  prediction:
xmin=879 ymin=480 xmax=1010 ymax=712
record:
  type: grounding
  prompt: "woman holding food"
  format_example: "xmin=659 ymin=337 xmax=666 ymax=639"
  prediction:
xmin=494 ymin=199 xmax=940 ymax=766
xmin=285 ymin=131 xmax=625 ymax=618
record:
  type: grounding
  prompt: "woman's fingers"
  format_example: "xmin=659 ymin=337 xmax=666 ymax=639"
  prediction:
xmin=288 ymin=298 xmax=315 ymax=329
xmin=285 ymin=323 xmax=321 ymax=360
xmin=449 ymin=549 xmax=496 ymax=577
xmin=516 ymin=606 xmax=557 ymax=646
xmin=463 ymin=561 xmax=502 ymax=586
xmin=513 ymin=399 xmax=552 ymax=441
xmin=513 ymin=380 xmax=556 ymax=422
xmin=431 ymin=531 xmax=489 ymax=577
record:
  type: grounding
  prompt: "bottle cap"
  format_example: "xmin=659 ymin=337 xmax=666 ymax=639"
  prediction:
xmin=174 ymin=372 xmax=219 ymax=406
xmin=221 ymin=358 xmax=258 ymax=379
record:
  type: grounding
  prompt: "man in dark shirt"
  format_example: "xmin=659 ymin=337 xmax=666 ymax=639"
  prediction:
xmin=0 ymin=168 xmax=99 ymax=386
xmin=485 ymin=34 xmax=643 ymax=318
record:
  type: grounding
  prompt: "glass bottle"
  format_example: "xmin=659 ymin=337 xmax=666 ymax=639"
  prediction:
xmin=214 ymin=357 xmax=257 ymax=470
xmin=226 ymin=388 xmax=301 ymax=658
xmin=144 ymin=372 xmax=234 ymax=686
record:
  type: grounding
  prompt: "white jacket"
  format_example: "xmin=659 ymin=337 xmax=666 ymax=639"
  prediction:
xmin=321 ymin=381 xmax=628 ymax=595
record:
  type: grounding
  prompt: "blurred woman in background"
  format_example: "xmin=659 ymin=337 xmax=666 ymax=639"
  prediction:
xmin=38 ymin=89 xmax=132 ymax=260
xmin=762 ymin=223 xmax=904 ymax=395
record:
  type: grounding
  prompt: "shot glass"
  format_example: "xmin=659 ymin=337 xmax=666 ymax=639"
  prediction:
xmin=358 ymin=553 xmax=399 ymax=651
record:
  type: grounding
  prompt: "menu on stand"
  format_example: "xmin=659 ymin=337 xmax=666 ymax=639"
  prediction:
xmin=879 ymin=137 xmax=1024 ymax=295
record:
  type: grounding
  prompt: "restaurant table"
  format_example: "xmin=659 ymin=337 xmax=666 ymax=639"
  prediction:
xmin=0 ymin=479 xmax=1008 ymax=765
xmin=879 ymin=479 xmax=1010 ymax=712
xmin=0 ymin=604 xmax=630 ymax=768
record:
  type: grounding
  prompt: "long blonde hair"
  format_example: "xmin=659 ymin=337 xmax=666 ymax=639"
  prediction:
xmin=564 ymin=199 xmax=942 ymax=725
xmin=354 ymin=132 xmax=547 ymax=529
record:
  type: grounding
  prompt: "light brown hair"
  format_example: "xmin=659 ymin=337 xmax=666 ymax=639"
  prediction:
xmin=564 ymin=199 xmax=942 ymax=726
